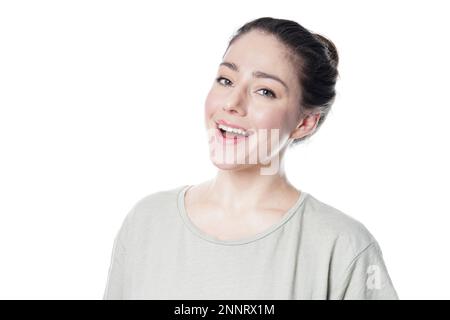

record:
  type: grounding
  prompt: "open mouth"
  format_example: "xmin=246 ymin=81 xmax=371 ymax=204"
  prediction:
xmin=217 ymin=125 xmax=249 ymax=140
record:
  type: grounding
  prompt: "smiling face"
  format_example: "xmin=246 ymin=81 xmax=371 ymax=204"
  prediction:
xmin=204 ymin=29 xmax=309 ymax=171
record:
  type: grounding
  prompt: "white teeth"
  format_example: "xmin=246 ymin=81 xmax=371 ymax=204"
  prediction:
xmin=218 ymin=124 xmax=248 ymax=136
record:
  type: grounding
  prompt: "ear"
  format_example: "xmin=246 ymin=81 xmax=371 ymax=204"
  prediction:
xmin=289 ymin=113 xmax=321 ymax=140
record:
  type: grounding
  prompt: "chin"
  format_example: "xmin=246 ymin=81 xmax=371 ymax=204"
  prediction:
xmin=209 ymin=150 xmax=260 ymax=169
xmin=211 ymin=161 xmax=256 ymax=171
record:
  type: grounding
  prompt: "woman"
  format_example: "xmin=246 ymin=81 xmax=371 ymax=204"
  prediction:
xmin=103 ymin=17 xmax=399 ymax=300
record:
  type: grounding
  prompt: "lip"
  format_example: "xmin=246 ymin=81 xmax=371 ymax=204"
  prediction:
xmin=214 ymin=126 xmax=248 ymax=145
xmin=216 ymin=119 xmax=249 ymax=131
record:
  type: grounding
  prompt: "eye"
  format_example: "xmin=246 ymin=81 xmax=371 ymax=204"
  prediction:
xmin=256 ymin=88 xmax=276 ymax=99
xmin=216 ymin=76 xmax=232 ymax=86
xmin=215 ymin=76 xmax=277 ymax=99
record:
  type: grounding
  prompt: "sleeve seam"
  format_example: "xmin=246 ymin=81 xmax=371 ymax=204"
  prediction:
xmin=343 ymin=241 xmax=377 ymax=275
xmin=335 ymin=241 xmax=378 ymax=299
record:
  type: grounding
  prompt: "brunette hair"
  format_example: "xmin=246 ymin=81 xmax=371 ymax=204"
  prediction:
xmin=225 ymin=17 xmax=339 ymax=146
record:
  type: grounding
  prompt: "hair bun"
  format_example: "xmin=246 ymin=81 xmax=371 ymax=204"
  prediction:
xmin=314 ymin=33 xmax=339 ymax=68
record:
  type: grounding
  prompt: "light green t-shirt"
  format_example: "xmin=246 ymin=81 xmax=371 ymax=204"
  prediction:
xmin=103 ymin=184 xmax=399 ymax=300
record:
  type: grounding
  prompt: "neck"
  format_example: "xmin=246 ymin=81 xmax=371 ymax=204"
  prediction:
xmin=204 ymin=157 xmax=299 ymax=213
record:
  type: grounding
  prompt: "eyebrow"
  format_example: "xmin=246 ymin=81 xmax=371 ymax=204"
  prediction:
xmin=219 ymin=61 xmax=289 ymax=92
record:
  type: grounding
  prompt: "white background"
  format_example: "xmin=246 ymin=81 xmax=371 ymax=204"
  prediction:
xmin=1 ymin=0 xmax=449 ymax=299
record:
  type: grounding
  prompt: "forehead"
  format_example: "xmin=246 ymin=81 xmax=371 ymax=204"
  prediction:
xmin=222 ymin=30 xmax=297 ymax=83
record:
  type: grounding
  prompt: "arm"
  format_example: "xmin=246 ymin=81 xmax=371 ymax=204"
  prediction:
xmin=337 ymin=241 xmax=399 ymax=300
xmin=103 ymin=235 xmax=126 ymax=299
xmin=103 ymin=205 xmax=136 ymax=300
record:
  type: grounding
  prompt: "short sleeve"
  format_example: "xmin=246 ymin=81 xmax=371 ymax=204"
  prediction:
xmin=339 ymin=241 xmax=399 ymax=300
xmin=103 ymin=206 xmax=135 ymax=300
xmin=102 ymin=233 xmax=126 ymax=299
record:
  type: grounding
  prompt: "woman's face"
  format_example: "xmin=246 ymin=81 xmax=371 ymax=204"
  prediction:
xmin=204 ymin=30 xmax=303 ymax=171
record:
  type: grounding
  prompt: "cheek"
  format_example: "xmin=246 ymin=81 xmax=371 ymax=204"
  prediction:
xmin=204 ymin=89 xmax=221 ymax=120
xmin=253 ymin=109 xmax=286 ymax=131
xmin=251 ymin=108 xmax=292 ymax=145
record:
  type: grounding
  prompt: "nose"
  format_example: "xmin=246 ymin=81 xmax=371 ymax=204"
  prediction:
xmin=223 ymin=87 xmax=247 ymax=115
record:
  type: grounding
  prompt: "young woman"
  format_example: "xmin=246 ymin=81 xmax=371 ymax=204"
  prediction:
xmin=103 ymin=17 xmax=399 ymax=300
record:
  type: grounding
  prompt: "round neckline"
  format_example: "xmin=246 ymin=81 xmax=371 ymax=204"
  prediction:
xmin=177 ymin=184 xmax=308 ymax=246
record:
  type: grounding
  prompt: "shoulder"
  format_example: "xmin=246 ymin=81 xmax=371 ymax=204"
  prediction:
xmin=134 ymin=185 xmax=184 ymax=211
xmin=300 ymin=194 xmax=399 ymax=299
xmin=120 ymin=184 xmax=187 ymax=234
xmin=130 ymin=184 xmax=186 ymax=218
xmin=301 ymin=192 xmax=378 ymax=256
